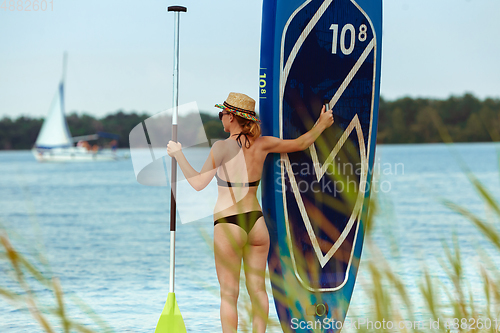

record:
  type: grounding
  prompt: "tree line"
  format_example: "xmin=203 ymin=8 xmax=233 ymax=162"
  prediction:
xmin=378 ymin=93 xmax=500 ymax=143
xmin=0 ymin=111 xmax=228 ymax=150
xmin=0 ymin=93 xmax=498 ymax=150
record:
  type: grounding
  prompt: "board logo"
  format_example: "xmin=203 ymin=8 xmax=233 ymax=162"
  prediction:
xmin=279 ymin=0 xmax=378 ymax=292
xmin=306 ymin=302 xmax=330 ymax=317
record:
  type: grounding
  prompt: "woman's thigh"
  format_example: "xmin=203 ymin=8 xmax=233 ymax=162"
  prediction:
xmin=214 ymin=223 xmax=248 ymax=292
xmin=243 ymin=217 xmax=270 ymax=292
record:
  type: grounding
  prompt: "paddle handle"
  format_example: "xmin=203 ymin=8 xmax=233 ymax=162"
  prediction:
xmin=168 ymin=5 xmax=187 ymax=12
xmin=168 ymin=5 xmax=187 ymax=294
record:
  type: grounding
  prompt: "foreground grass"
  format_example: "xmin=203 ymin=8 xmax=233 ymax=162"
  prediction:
xmin=0 ymin=224 xmax=113 ymax=333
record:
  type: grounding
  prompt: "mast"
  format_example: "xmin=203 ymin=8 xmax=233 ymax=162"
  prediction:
xmin=35 ymin=52 xmax=73 ymax=149
xmin=62 ymin=52 xmax=68 ymax=84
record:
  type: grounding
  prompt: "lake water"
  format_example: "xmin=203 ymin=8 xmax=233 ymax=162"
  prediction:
xmin=0 ymin=143 xmax=499 ymax=332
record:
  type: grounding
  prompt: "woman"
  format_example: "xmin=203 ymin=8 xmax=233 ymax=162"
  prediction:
xmin=167 ymin=92 xmax=333 ymax=333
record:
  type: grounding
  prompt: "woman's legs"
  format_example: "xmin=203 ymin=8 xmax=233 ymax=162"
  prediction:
xmin=214 ymin=223 xmax=248 ymax=333
xmin=243 ymin=217 xmax=270 ymax=333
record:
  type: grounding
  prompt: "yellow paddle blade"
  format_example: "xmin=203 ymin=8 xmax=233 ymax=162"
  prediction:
xmin=154 ymin=292 xmax=187 ymax=333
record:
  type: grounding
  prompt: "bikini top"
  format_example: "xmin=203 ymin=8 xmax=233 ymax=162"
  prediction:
xmin=215 ymin=172 xmax=260 ymax=187
xmin=234 ymin=132 xmax=251 ymax=149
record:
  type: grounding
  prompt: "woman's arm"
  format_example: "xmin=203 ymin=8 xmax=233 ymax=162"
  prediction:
xmin=260 ymin=106 xmax=334 ymax=154
xmin=167 ymin=141 xmax=220 ymax=191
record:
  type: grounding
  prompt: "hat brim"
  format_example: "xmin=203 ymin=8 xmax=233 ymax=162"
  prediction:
xmin=215 ymin=104 xmax=260 ymax=123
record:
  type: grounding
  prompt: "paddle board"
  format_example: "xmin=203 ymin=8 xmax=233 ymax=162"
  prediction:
xmin=259 ymin=0 xmax=382 ymax=331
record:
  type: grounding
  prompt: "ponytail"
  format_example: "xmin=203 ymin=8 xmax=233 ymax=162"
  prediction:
xmin=235 ymin=115 xmax=261 ymax=147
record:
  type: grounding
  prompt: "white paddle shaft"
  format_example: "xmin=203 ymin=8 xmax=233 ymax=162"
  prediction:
xmin=167 ymin=5 xmax=186 ymax=294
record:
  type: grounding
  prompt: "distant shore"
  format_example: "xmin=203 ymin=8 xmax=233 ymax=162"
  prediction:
xmin=1 ymin=93 xmax=498 ymax=150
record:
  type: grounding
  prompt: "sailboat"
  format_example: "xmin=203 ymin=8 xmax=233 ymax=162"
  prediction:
xmin=32 ymin=54 xmax=120 ymax=162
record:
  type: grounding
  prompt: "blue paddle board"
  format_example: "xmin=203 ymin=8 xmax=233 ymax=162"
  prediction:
xmin=259 ymin=0 xmax=382 ymax=331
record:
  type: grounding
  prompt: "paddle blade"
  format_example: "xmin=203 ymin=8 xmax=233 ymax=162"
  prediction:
xmin=154 ymin=292 xmax=186 ymax=333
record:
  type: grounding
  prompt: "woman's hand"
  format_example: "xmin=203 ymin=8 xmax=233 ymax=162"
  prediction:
xmin=316 ymin=105 xmax=334 ymax=129
xmin=167 ymin=140 xmax=182 ymax=158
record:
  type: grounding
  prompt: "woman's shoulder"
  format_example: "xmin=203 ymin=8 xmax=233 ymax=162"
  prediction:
xmin=211 ymin=139 xmax=240 ymax=157
xmin=212 ymin=136 xmax=273 ymax=152
xmin=253 ymin=135 xmax=273 ymax=144
xmin=253 ymin=135 xmax=280 ymax=150
xmin=211 ymin=138 xmax=232 ymax=148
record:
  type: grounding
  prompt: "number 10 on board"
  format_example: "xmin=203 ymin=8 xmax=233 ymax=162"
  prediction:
xmin=330 ymin=23 xmax=368 ymax=55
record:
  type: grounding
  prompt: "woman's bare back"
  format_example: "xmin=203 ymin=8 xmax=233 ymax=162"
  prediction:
xmin=212 ymin=138 xmax=268 ymax=220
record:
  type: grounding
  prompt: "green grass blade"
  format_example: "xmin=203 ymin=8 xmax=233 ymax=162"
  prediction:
xmin=444 ymin=200 xmax=500 ymax=250
xmin=467 ymin=175 xmax=500 ymax=217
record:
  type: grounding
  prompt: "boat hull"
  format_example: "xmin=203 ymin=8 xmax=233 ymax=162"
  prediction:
xmin=32 ymin=147 xmax=119 ymax=162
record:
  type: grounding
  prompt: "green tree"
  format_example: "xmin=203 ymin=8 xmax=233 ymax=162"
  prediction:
xmin=464 ymin=113 xmax=487 ymax=142
xmin=410 ymin=106 xmax=440 ymax=143
xmin=204 ymin=120 xmax=227 ymax=144
xmin=389 ymin=107 xmax=406 ymax=143
xmin=478 ymin=105 xmax=500 ymax=141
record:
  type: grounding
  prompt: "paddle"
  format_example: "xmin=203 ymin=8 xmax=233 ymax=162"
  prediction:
xmin=155 ymin=5 xmax=187 ymax=333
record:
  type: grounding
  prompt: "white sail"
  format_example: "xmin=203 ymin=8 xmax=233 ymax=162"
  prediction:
xmin=34 ymin=82 xmax=72 ymax=148
xmin=32 ymin=53 xmax=122 ymax=162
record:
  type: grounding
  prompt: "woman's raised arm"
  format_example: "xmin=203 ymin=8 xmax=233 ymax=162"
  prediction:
xmin=260 ymin=106 xmax=334 ymax=154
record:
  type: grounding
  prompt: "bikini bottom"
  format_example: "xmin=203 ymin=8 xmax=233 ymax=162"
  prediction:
xmin=214 ymin=211 xmax=264 ymax=234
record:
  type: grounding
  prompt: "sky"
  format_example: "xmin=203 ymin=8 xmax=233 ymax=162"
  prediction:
xmin=1 ymin=0 xmax=499 ymax=119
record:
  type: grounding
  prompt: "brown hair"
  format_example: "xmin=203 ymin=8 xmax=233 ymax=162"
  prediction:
xmin=234 ymin=115 xmax=261 ymax=146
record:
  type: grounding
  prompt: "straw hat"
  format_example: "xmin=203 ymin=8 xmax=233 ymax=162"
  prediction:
xmin=215 ymin=92 xmax=259 ymax=122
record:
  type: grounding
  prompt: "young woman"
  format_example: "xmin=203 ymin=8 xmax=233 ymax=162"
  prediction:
xmin=167 ymin=92 xmax=333 ymax=333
